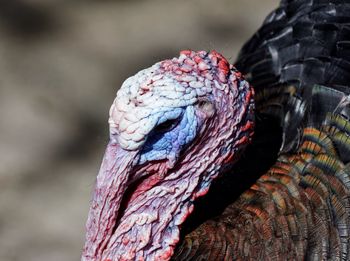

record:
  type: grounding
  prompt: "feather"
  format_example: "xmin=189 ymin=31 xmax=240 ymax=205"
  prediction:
xmin=173 ymin=0 xmax=350 ymax=260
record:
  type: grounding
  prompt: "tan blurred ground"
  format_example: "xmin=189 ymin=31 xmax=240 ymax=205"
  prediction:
xmin=0 ymin=1 xmax=278 ymax=260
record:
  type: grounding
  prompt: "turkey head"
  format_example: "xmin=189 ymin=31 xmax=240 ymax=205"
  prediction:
xmin=82 ymin=50 xmax=254 ymax=261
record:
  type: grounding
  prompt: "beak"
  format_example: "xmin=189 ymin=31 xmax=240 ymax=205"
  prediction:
xmin=82 ymin=141 xmax=139 ymax=260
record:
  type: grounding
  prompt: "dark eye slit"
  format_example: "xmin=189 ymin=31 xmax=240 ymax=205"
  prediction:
xmin=154 ymin=118 xmax=180 ymax=133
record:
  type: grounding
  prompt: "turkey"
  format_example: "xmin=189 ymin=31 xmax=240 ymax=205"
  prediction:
xmin=82 ymin=0 xmax=350 ymax=260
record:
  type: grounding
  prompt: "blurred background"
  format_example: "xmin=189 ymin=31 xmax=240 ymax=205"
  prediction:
xmin=0 ymin=0 xmax=278 ymax=260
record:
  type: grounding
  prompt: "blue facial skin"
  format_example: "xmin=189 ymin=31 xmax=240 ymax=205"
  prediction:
xmin=139 ymin=106 xmax=198 ymax=166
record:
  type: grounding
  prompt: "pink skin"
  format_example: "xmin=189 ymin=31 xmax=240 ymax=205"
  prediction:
xmin=82 ymin=50 xmax=255 ymax=260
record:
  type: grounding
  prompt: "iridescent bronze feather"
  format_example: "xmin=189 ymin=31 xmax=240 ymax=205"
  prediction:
xmin=83 ymin=1 xmax=350 ymax=260
xmin=173 ymin=0 xmax=350 ymax=260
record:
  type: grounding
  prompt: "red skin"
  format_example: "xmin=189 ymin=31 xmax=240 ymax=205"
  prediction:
xmin=82 ymin=50 xmax=254 ymax=261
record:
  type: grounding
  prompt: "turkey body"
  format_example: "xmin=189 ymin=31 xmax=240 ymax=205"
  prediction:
xmin=82 ymin=0 xmax=350 ymax=260
xmin=173 ymin=0 xmax=350 ymax=260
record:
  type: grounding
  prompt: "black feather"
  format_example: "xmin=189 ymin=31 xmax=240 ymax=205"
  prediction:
xmin=236 ymin=0 xmax=350 ymax=153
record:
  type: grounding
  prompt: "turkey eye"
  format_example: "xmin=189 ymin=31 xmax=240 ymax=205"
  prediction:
xmin=154 ymin=119 xmax=179 ymax=133
xmin=196 ymin=99 xmax=213 ymax=110
xmin=197 ymin=100 xmax=208 ymax=108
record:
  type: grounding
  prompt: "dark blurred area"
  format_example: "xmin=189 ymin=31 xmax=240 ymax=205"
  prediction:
xmin=0 ymin=0 xmax=278 ymax=260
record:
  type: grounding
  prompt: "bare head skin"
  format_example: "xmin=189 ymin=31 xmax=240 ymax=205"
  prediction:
xmin=82 ymin=50 xmax=254 ymax=261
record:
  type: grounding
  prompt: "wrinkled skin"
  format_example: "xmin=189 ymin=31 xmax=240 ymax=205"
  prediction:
xmin=82 ymin=50 xmax=254 ymax=261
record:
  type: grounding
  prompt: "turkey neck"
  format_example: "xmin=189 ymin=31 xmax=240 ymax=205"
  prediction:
xmin=178 ymin=112 xmax=282 ymax=237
